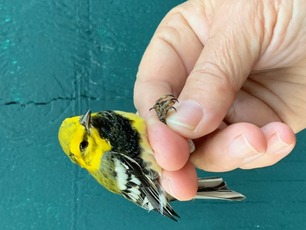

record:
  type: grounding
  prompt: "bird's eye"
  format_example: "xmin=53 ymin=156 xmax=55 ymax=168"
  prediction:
xmin=80 ymin=140 xmax=88 ymax=151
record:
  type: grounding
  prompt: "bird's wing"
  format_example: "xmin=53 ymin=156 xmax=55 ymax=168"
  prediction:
xmin=111 ymin=152 xmax=179 ymax=221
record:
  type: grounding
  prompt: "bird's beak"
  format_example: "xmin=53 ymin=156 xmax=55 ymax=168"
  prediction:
xmin=80 ymin=110 xmax=91 ymax=133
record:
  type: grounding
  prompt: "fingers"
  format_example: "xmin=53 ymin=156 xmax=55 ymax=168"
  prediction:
xmin=225 ymin=90 xmax=282 ymax=127
xmin=160 ymin=161 xmax=198 ymax=201
xmin=240 ymin=122 xmax=296 ymax=169
xmin=134 ymin=0 xmax=300 ymax=201
xmin=146 ymin=114 xmax=190 ymax=171
xmin=166 ymin=1 xmax=263 ymax=138
xmin=190 ymin=122 xmax=296 ymax=172
xmin=146 ymin=113 xmax=197 ymax=201
xmin=191 ymin=123 xmax=266 ymax=171
xmin=134 ymin=1 xmax=206 ymax=117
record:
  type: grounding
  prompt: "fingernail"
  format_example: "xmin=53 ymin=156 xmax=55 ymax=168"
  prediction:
xmin=166 ymin=100 xmax=204 ymax=131
xmin=242 ymin=153 xmax=264 ymax=164
xmin=268 ymin=132 xmax=293 ymax=155
xmin=229 ymin=134 xmax=262 ymax=158
xmin=160 ymin=176 xmax=175 ymax=197
xmin=188 ymin=139 xmax=196 ymax=153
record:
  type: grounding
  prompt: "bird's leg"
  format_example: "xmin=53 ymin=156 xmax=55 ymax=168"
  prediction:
xmin=149 ymin=94 xmax=178 ymax=124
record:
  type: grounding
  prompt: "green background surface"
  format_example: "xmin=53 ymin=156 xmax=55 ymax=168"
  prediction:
xmin=1 ymin=0 xmax=306 ymax=229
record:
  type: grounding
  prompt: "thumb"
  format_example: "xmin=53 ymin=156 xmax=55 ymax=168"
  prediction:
xmin=166 ymin=3 xmax=261 ymax=138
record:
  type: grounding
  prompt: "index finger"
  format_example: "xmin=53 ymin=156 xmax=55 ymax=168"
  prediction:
xmin=134 ymin=2 xmax=207 ymax=116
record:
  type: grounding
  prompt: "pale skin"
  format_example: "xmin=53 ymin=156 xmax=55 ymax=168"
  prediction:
xmin=134 ymin=0 xmax=306 ymax=200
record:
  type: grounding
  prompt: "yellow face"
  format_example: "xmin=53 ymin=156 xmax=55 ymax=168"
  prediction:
xmin=58 ymin=114 xmax=111 ymax=172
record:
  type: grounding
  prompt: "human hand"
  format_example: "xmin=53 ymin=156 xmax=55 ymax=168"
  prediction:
xmin=134 ymin=0 xmax=306 ymax=200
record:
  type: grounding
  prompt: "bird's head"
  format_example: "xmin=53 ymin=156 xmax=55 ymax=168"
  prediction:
xmin=58 ymin=110 xmax=111 ymax=171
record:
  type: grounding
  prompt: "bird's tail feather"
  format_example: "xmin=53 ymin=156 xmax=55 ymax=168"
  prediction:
xmin=195 ymin=177 xmax=245 ymax=201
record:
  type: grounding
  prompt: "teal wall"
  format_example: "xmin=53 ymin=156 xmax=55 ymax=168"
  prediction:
xmin=1 ymin=1 xmax=306 ymax=229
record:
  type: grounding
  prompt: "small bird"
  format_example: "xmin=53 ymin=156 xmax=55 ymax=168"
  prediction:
xmin=58 ymin=95 xmax=245 ymax=221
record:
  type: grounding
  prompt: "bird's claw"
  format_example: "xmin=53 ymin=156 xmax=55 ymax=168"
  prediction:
xmin=149 ymin=94 xmax=178 ymax=124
